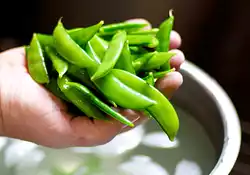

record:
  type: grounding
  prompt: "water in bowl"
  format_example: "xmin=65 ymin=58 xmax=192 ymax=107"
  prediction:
xmin=0 ymin=106 xmax=216 ymax=175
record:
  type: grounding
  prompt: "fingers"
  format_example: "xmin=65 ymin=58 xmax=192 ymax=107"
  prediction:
xmin=155 ymin=71 xmax=183 ymax=99
xmin=169 ymin=49 xmax=185 ymax=71
xmin=170 ymin=30 xmax=182 ymax=49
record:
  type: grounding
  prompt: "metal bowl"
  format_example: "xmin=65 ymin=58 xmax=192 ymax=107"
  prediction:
xmin=173 ymin=61 xmax=241 ymax=175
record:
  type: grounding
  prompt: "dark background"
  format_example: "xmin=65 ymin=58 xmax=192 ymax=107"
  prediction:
xmin=0 ymin=0 xmax=249 ymax=174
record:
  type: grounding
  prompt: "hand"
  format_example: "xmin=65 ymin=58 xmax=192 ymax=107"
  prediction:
xmin=0 ymin=21 xmax=185 ymax=148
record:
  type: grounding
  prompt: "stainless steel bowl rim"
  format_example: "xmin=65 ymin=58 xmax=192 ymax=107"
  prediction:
xmin=181 ymin=61 xmax=241 ymax=175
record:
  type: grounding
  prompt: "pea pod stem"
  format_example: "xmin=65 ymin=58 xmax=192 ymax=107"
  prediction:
xmin=143 ymin=72 xmax=155 ymax=86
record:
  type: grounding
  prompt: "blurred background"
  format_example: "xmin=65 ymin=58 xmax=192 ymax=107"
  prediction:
xmin=0 ymin=0 xmax=249 ymax=174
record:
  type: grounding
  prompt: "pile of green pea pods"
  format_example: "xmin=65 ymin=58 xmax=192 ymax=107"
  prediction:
xmin=25 ymin=10 xmax=179 ymax=141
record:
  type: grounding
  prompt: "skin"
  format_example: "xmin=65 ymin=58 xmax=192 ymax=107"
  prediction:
xmin=0 ymin=19 xmax=185 ymax=148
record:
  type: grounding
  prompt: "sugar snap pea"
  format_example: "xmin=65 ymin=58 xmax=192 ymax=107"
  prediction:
xmin=99 ymin=21 xmax=149 ymax=35
xmin=69 ymin=20 xmax=104 ymax=48
xmin=36 ymin=21 xmax=103 ymax=50
xmin=65 ymin=82 xmax=134 ymax=127
xmin=129 ymin=46 xmax=148 ymax=55
xmin=45 ymin=46 xmax=68 ymax=78
xmin=127 ymin=35 xmax=159 ymax=48
xmin=115 ymin=40 xmax=136 ymax=74
xmin=67 ymin=64 xmax=96 ymax=90
xmin=142 ymin=52 xmax=176 ymax=71
xmin=85 ymin=38 xmax=147 ymax=106
xmin=128 ymin=28 xmax=159 ymax=35
xmin=86 ymin=36 xmax=157 ymax=110
xmin=26 ymin=34 xmax=50 ymax=84
xmin=37 ymin=33 xmax=54 ymax=48
xmin=157 ymin=10 xmax=174 ymax=70
xmin=111 ymin=69 xmax=179 ymax=141
xmin=88 ymin=35 xmax=109 ymax=59
xmin=91 ymin=30 xmax=127 ymax=81
xmin=45 ymin=77 xmax=69 ymax=102
xmin=85 ymin=41 xmax=102 ymax=64
xmin=57 ymin=75 xmax=107 ymax=120
xmin=67 ymin=64 xmax=117 ymax=107
xmin=93 ymin=72 xmax=157 ymax=110
xmin=53 ymin=19 xmax=97 ymax=68
xmin=133 ymin=52 xmax=156 ymax=72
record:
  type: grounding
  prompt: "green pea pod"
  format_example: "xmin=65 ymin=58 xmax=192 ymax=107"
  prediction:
xmin=153 ymin=68 xmax=175 ymax=78
xmin=130 ymin=54 xmax=138 ymax=61
xmin=99 ymin=21 xmax=149 ymax=35
xmin=91 ymin=30 xmax=127 ymax=81
xmin=37 ymin=33 xmax=54 ymax=48
xmin=115 ymin=40 xmax=135 ymax=74
xmin=129 ymin=46 xmax=148 ymax=55
xmin=67 ymin=64 xmax=97 ymax=90
xmin=45 ymin=46 xmax=68 ymax=78
xmin=127 ymin=35 xmax=159 ymax=48
xmin=66 ymin=82 xmax=134 ymax=127
xmin=128 ymin=28 xmax=159 ymax=35
xmin=26 ymin=33 xmax=49 ymax=84
xmin=133 ymin=52 xmax=156 ymax=72
xmin=68 ymin=28 xmax=82 ymax=33
xmin=57 ymin=76 xmax=107 ymax=120
xmin=93 ymin=72 xmax=157 ymax=110
xmin=85 ymin=41 xmax=102 ymax=64
xmin=53 ymin=19 xmax=97 ymax=68
xmin=111 ymin=69 xmax=179 ymax=141
xmin=143 ymin=72 xmax=155 ymax=86
xmin=142 ymin=52 xmax=176 ymax=71
xmin=85 ymin=40 xmax=117 ymax=107
xmin=36 ymin=21 xmax=103 ymax=49
xmin=157 ymin=10 xmax=174 ymax=70
xmin=45 ymin=77 xmax=69 ymax=102
xmin=69 ymin=20 xmax=104 ymax=48
xmin=89 ymin=35 xmax=109 ymax=59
